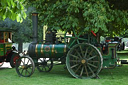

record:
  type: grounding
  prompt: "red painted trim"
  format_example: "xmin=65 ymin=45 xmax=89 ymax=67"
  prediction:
xmin=91 ymin=30 xmax=96 ymax=37
xmin=0 ymin=40 xmax=4 ymax=43
xmin=5 ymin=51 xmax=11 ymax=56
xmin=103 ymin=47 xmax=105 ymax=50
xmin=13 ymin=56 xmax=20 ymax=65
xmin=105 ymin=40 xmax=111 ymax=43
xmin=45 ymin=46 xmax=50 ymax=52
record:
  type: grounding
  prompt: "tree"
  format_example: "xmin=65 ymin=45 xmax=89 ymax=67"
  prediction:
xmin=106 ymin=0 xmax=128 ymax=37
xmin=26 ymin=0 xmax=128 ymax=42
xmin=0 ymin=0 xmax=26 ymax=22
xmin=0 ymin=5 xmax=44 ymax=52
xmin=0 ymin=18 xmax=32 ymax=52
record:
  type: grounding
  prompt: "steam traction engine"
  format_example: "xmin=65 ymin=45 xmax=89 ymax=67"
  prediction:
xmin=15 ymin=13 xmax=118 ymax=79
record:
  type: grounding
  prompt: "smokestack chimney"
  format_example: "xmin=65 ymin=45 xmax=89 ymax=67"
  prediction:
xmin=32 ymin=13 xmax=38 ymax=43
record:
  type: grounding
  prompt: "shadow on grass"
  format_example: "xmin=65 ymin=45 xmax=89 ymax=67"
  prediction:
xmin=100 ymin=65 xmax=128 ymax=79
xmin=33 ymin=65 xmax=72 ymax=79
xmin=32 ymin=64 xmax=128 ymax=79
xmin=1 ymin=58 xmax=128 ymax=80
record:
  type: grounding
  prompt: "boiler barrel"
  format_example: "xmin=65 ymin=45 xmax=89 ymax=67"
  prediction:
xmin=28 ymin=43 xmax=67 ymax=58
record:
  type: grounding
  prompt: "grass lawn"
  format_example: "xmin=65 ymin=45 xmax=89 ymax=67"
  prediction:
xmin=1 ymin=53 xmax=128 ymax=85
xmin=117 ymin=50 xmax=128 ymax=54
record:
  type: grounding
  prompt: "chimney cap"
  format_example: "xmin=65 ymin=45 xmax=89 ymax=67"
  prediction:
xmin=32 ymin=13 xmax=38 ymax=16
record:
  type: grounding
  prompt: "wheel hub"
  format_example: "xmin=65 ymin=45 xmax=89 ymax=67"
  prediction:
xmin=75 ymin=37 xmax=78 ymax=39
xmin=22 ymin=65 xmax=28 ymax=69
xmin=41 ymin=61 xmax=47 ymax=65
xmin=22 ymin=65 xmax=25 ymax=69
xmin=81 ymin=59 xmax=86 ymax=64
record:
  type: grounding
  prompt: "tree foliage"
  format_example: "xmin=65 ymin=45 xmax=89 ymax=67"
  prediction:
xmin=0 ymin=0 xmax=26 ymax=22
xmin=106 ymin=0 xmax=128 ymax=37
xmin=0 ymin=18 xmax=32 ymax=43
xmin=27 ymin=0 xmax=128 ymax=37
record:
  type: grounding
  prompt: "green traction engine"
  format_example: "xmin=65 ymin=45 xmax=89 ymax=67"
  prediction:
xmin=15 ymin=13 xmax=119 ymax=79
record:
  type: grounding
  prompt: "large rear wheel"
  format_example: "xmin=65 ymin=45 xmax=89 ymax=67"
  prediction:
xmin=66 ymin=43 xmax=103 ymax=79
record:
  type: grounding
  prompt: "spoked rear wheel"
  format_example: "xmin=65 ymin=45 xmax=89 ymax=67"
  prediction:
xmin=66 ymin=43 xmax=103 ymax=79
xmin=15 ymin=56 xmax=35 ymax=77
xmin=37 ymin=58 xmax=53 ymax=72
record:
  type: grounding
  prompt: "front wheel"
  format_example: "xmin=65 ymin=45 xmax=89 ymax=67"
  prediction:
xmin=10 ymin=53 xmax=20 ymax=68
xmin=66 ymin=43 xmax=103 ymax=79
xmin=15 ymin=56 xmax=35 ymax=77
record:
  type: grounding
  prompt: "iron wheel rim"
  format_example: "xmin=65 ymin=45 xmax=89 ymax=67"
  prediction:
xmin=37 ymin=58 xmax=53 ymax=72
xmin=66 ymin=43 xmax=103 ymax=79
xmin=15 ymin=56 xmax=35 ymax=77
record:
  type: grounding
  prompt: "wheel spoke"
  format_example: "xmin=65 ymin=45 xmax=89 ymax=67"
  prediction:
xmin=39 ymin=58 xmax=42 ymax=62
xmin=71 ymin=64 xmax=79 ymax=69
xmin=75 ymin=64 xmax=82 ymax=73
xmin=69 ymin=54 xmax=79 ymax=59
xmin=88 ymin=49 xmax=94 ymax=57
xmin=87 ymin=63 xmax=97 ymax=68
xmin=84 ymin=65 xmax=89 ymax=77
xmin=69 ymin=40 xmax=76 ymax=47
xmin=28 ymin=66 xmax=32 ymax=71
xmin=72 ymin=29 xmax=77 ymax=37
xmin=26 ymin=69 xmax=30 ymax=74
xmin=75 ymin=49 xmax=82 ymax=58
xmin=25 ymin=69 xmax=27 ymax=76
xmin=47 ymin=64 xmax=52 ymax=67
xmin=79 ymin=45 xmax=84 ymax=57
xmin=44 ymin=67 xmax=47 ymax=71
xmin=47 ymin=65 xmax=50 ymax=68
xmin=78 ymin=38 xmax=87 ymax=41
xmin=21 ymin=60 xmax=25 ymax=65
xmin=78 ymin=31 xmax=83 ymax=37
xmin=27 ymin=60 xmax=30 ymax=65
xmin=87 ymin=55 xmax=97 ymax=61
xmin=87 ymin=65 xmax=95 ymax=75
xmin=24 ymin=58 xmax=25 ymax=64
xmin=70 ymin=60 xmax=79 ymax=63
xmin=84 ymin=47 xmax=89 ymax=58
xmin=89 ymin=61 xmax=99 ymax=63
xmin=41 ymin=67 xmax=44 ymax=71
xmin=77 ymin=40 xmax=80 ymax=44
xmin=21 ymin=69 xmax=24 ymax=74
xmin=80 ymin=66 xmax=84 ymax=77
xmin=47 ymin=60 xmax=50 ymax=62
xmin=43 ymin=58 xmax=46 ymax=61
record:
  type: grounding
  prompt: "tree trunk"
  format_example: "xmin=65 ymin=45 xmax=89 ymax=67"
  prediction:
xmin=18 ymin=42 xmax=23 ymax=52
xmin=96 ymin=33 xmax=100 ymax=43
